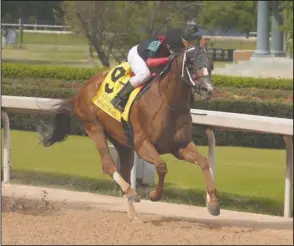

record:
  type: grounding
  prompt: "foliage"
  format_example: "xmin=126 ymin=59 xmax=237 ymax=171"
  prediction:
xmin=61 ymin=1 xmax=202 ymax=66
xmin=212 ymin=74 xmax=293 ymax=90
xmin=2 ymin=63 xmax=293 ymax=90
xmin=2 ymin=63 xmax=107 ymax=81
xmin=1 ymin=1 xmax=62 ymax=24
xmin=214 ymin=87 xmax=292 ymax=103
xmin=198 ymin=1 xmax=257 ymax=36
xmin=279 ymin=0 xmax=293 ymax=56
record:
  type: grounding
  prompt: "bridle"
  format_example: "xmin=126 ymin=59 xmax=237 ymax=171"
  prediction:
xmin=177 ymin=46 xmax=212 ymax=95
xmin=153 ymin=46 xmax=212 ymax=113
xmin=180 ymin=47 xmax=199 ymax=92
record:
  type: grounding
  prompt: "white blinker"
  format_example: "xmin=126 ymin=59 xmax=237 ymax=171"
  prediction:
xmin=203 ymin=67 xmax=209 ymax=76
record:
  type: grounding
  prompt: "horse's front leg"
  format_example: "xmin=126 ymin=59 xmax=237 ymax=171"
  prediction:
xmin=136 ymin=140 xmax=167 ymax=201
xmin=173 ymin=141 xmax=220 ymax=216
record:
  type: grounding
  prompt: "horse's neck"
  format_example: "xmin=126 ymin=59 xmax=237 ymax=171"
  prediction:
xmin=159 ymin=61 xmax=191 ymax=112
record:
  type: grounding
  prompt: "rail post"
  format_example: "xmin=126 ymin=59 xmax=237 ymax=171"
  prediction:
xmin=283 ymin=136 xmax=293 ymax=218
xmin=1 ymin=111 xmax=11 ymax=184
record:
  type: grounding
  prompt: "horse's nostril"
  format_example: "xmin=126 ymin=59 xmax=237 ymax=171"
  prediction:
xmin=200 ymin=87 xmax=208 ymax=92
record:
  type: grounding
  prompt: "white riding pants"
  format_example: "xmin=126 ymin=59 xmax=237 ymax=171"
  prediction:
xmin=127 ymin=45 xmax=151 ymax=87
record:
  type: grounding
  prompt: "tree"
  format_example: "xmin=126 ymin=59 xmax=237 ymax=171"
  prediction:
xmin=279 ymin=1 xmax=293 ymax=56
xmin=197 ymin=1 xmax=257 ymax=36
xmin=61 ymin=1 xmax=116 ymax=67
xmin=61 ymin=1 xmax=202 ymax=67
xmin=1 ymin=1 xmax=62 ymax=24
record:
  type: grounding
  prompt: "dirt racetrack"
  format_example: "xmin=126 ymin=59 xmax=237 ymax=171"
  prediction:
xmin=2 ymin=184 xmax=293 ymax=245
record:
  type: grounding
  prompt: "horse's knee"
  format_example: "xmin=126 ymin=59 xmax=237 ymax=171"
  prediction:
xmin=156 ymin=161 xmax=168 ymax=176
xmin=102 ymin=158 xmax=116 ymax=176
xmin=197 ymin=157 xmax=210 ymax=170
xmin=207 ymin=187 xmax=216 ymax=195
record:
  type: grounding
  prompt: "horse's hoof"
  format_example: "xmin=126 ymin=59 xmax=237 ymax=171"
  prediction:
xmin=149 ymin=191 xmax=161 ymax=202
xmin=126 ymin=194 xmax=141 ymax=203
xmin=207 ymin=204 xmax=220 ymax=216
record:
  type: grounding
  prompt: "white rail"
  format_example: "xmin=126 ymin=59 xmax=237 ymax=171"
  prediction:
xmin=1 ymin=95 xmax=293 ymax=218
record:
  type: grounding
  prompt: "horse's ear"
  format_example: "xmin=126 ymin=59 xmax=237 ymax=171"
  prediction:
xmin=183 ymin=39 xmax=195 ymax=50
xmin=186 ymin=43 xmax=195 ymax=49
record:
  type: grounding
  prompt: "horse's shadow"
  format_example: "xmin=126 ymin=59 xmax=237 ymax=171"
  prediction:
xmin=151 ymin=182 xmax=286 ymax=217
xmin=146 ymin=215 xmax=292 ymax=231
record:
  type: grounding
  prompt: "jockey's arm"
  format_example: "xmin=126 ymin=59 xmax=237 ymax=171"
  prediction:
xmin=146 ymin=57 xmax=170 ymax=68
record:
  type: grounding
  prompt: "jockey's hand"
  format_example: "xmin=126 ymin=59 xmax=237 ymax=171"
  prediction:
xmin=168 ymin=53 xmax=177 ymax=62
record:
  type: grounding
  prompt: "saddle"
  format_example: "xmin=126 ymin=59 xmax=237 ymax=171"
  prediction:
xmin=91 ymin=61 xmax=170 ymax=147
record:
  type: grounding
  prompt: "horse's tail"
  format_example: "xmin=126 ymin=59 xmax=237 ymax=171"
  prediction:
xmin=36 ymin=95 xmax=76 ymax=147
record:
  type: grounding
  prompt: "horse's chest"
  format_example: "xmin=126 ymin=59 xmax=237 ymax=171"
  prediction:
xmin=150 ymin=114 xmax=192 ymax=153
xmin=152 ymin=125 xmax=175 ymax=153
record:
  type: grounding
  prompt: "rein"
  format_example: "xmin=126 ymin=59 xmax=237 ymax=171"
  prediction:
xmin=146 ymin=46 xmax=204 ymax=114
xmin=162 ymin=47 xmax=200 ymax=113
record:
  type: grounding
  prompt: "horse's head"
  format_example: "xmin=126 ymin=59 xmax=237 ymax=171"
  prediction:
xmin=176 ymin=45 xmax=214 ymax=100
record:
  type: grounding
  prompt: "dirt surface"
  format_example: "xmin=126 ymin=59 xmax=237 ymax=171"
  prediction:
xmin=2 ymin=195 xmax=293 ymax=245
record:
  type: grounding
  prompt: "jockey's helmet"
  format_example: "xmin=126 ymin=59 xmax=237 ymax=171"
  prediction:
xmin=165 ymin=28 xmax=192 ymax=54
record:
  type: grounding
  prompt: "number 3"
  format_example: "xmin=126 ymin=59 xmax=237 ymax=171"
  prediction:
xmin=105 ymin=66 xmax=126 ymax=94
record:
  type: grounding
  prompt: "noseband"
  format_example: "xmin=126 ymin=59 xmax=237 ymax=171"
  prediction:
xmin=174 ymin=47 xmax=211 ymax=94
xmin=160 ymin=47 xmax=211 ymax=113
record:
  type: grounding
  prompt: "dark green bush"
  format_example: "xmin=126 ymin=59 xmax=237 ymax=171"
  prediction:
xmin=2 ymin=63 xmax=107 ymax=81
xmin=2 ymin=63 xmax=293 ymax=90
xmin=212 ymin=74 xmax=293 ymax=90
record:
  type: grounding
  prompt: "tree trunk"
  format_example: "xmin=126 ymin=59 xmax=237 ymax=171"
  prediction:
xmin=92 ymin=43 xmax=110 ymax=67
xmin=88 ymin=42 xmax=94 ymax=65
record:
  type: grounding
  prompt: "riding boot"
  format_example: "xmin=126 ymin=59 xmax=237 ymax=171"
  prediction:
xmin=111 ymin=81 xmax=135 ymax=111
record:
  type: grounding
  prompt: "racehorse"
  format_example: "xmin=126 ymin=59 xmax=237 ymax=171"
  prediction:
xmin=37 ymin=44 xmax=219 ymax=223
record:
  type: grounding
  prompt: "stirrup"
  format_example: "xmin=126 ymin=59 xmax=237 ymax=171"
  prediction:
xmin=112 ymin=96 xmax=121 ymax=106
xmin=111 ymin=96 xmax=124 ymax=111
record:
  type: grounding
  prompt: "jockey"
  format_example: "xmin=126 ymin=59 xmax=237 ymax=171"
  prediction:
xmin=111 ymin=27 xmax=194 ymax=111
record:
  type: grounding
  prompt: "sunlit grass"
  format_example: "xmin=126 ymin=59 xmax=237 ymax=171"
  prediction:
xmin=2 ymin=129 xmax=287 ymax=216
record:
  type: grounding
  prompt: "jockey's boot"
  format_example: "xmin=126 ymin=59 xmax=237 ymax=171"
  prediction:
xmin=111 ymin=81 xmax=135 ymax=111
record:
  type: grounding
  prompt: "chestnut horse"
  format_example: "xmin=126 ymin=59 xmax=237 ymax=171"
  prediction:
xmin=37 ymin=45 xmax=219 ymax=222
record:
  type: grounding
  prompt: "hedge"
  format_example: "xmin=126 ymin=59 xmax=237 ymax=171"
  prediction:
xmin=2 ymin=63 xmax=293 ymax=90
xmin=212 ymin=74 xmax=293 ymax=90
xmin=2 ymin=84 xmax=293 ymax=149
xmin=3 ymin=78 xmax=292 ymax=104
xmin=2 ymin=63 xmax=107 ymax=81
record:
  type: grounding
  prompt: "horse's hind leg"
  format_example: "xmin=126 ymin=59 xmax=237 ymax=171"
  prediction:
xmin=112 ymin=141 xmax=142 ymax=223
xmin=82 ymin=121 xmax=139 ymax=201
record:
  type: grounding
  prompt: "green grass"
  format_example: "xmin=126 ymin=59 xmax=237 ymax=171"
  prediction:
xmin=2 ymin=44 xmax=92 ymax=62
xmin=22 ymin=32 xmax=88 ymax=45
xmin=19 ymin=32 xmax=256 ymax=49
xmin=2 ymin=129 xmax=288 ymax=216
xmin=1 ymin=32 xmax=256 ymax=68
xmin=1 ymin=46 xmax=229 ymax=68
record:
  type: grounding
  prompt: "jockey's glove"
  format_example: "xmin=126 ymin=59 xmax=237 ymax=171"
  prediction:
xmin=168 ymin=53 xmax=177 ymax=62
